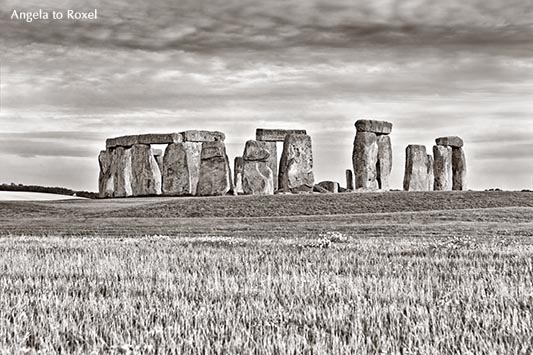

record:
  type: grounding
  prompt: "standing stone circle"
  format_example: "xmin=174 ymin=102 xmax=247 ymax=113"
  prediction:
xmin=279 ymin=134 xmax=315 ymax=193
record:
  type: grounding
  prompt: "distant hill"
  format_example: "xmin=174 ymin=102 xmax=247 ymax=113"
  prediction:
xmin=0 ymin=183 xmax=97 ymax=199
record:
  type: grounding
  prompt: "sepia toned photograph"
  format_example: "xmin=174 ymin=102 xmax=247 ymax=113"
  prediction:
xmin=1 ymin=0 xmax=532 ymax=353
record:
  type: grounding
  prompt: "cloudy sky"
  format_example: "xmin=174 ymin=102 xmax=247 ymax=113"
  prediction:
xmin=1 ymin=0 xmax=532 ymax=191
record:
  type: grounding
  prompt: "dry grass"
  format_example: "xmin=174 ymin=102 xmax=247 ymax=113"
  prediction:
xmin=0 ymin=192 xmax=532 ymax=354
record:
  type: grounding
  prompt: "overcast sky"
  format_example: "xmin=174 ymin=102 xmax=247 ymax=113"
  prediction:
xmin=1 ymin=0 xmax=532 ymax=191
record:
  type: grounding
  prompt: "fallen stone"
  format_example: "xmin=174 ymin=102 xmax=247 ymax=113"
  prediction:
xmin=98 ymin=150 xmax=114 ymax=198
xmin=111 ymin=146 xmax=133 ymax=197
xmin=242 ymin=160 xmax=274 ymax=195
xmin=352 ymin=131 xmax=378 ymax=190
xmin=345 ymin=169 xmax=354 ymax=190
xmin=243 ymin=140 xmax=271 ymax=161
xmin=313 ymin=185 xmax=331 ymax=193
xmin=452 ymin=147 xmax=467 ymax=190
xmin=377 ymin=135 xmax=392 ymax=190
xmin=182 ymin=130 xmax=225 ymax=142
xmin=355 ymin=120 xmax=393 ymax=135
xmin=256 ymin=128 xmax=307 ymax=142
xmin=234 ymin=157 xmax=244 ymax=194
xmin=131 ymin=144 xmax=162 ymax=196
xmin=162 ymin=143 xmax=190 ymax=195
xmin=433 ymin=145 xmax=453 ymax=191
xmin=279 ymin=134 xmax=315 ymax=193
xmin=403 ymin=145 xmax=429 ymax=191
xmin=317 ymin=181 xmax=339 ymax=193
xmin=426 ymin=154 xmax=434 ymax=191
xmin=436 ymin=136 xmax=464 ymax=148
xmin=197 ymin=141 xmax=232 ymax=196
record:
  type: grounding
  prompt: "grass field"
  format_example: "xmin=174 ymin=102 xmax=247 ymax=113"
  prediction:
xmin=1 ymin=191 xmax=532 ymax=354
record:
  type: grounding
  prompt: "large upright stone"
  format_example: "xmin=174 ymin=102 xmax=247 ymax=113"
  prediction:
xmin=353 ymin=132 xmax=378 ymax=190
xmin=256 ymin=129 xmax=307 ymax=142
xmin=433 ymin=145 xmax=453 ymax=191
xmin=183 ymin=142 xmax=203 ymax=196
xmin=242 ymin=140 xmax=274 ymax=195
xmin=377 ymin=135 xmax=392 ymax=190
xmin=452 ymin=147 xmax=467 ymax=191
xmin=111 ymin=146 xmax=133 ymax=197
xmin=131 ymin=144 xmax=162 ymax=196
xmin=182 ymin=130 xmax=225 ymax=142
xmin=426 ymin=154 xmax=434 ymax=191
xmin=436 ymin=136 xmax=463 ymax=148
xmin=346 ymin=169 xmax=354 ymax=190
xmin=98 ymin=150 xmax=114 ymax=198
xmin=279 ymin=134 xmax=315 ymax=193
xmin=197 ymin=141 xmax=231 ymax=196
xmin=355 ymin=120 xmax=393 ymax=135
xmin=403 ymin=145 xmax=429 ymax=191
xmin=263 ymin=141 xmax=278 ymax=191
xmin=234 ymin=157 xmax=244 ymax=194
xmin=162 ymin=143 xmax=190 ymax=196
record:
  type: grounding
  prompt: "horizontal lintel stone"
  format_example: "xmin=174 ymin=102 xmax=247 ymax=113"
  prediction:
xmin=354 ymin=120 xmax=393 ymax=134
xmin=256 ymin=128 xmax=307 ymax=141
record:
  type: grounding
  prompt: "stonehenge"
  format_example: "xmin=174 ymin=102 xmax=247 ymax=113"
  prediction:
xmin=352 ymin=119 xmax=393 ymax=190
xmin=98 ymin=124 xmax=467 ymax=198
xmin=403 ymin=136 xmax=467 ymax=191
xmin=98 ymin=131 xmax=230 ymax=198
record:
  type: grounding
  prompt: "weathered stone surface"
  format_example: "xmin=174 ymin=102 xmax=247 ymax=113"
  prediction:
xmin=452 ymin=147 xmax=467 ymax=190
xmin=313 ymin=184 xmax=331 ymax=193
xmin=234 ymin=157 xmax=244 ymax=194
xmin=317 ymin=181 xmax=339 ymax=193
xmin=106 ymin=133 xmax=182 ymax=149
xmin=433 ymin=145 xmax=453 ymax=191
xmin=426 ymin=154 xmax=434 ymax=191
xmin=242 ymin=160 xmax=274 ymax=195
xmin=256 ymin=128 xmax=307 ymax=142
xmin=377 ymin=135 xmax=392 ymax=190
xmin=183 ymin=142 xmax=202 ymax=196
xmin=111 ymin=146 xmax=133 ymax=197
xmin=346 ymin=169 xmax=354 ymax=190
xmin=436 ymin=136 xmax=464 ymax=148
xmin=355 ymin=120 xmax=393 ymax=135
xmin=243 ymin=140 xmax=270 ymax=161
xmin=352 ymin=131 xmax=378 ymax=190
xmin=182 ymin=130 xmax=225 ymax=142
xmin=138 ymin=133 xmax=182 ymax=145
xmin=263 ymin=141 xmax=278 ymax=191
xmin=131 ymin=144 xmax=162 ymax=196
xmin=403 ymin=145 xmax=429 ymax=191
xmin=197 ymin=141 xmax=231 ymax=196
xmin=98 ymin=150 xmax=114 ymax=198
xmin=162 ymin=143 xmax=190 ymax=195
xmin=279 ymin=134 xmax=315 ymax=193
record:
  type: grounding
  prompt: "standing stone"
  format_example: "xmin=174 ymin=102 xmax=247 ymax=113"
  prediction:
xmin=131 ymin=144 xmax=162 ymax=196
xmin=353 ymin=132 xmax=378 ymax=190
xmin=263 ymin=141 xmax=278 ymax=191
xmin=403 ymin=145 xmax=429 ymax=191
xmin=162 ymin=143 xmax=190 ymax=196
xmin=242 ymin=140 xmax=274 ymax=195
xmin=98 ymin=150 xmax=114 ymax=198
xmin=112 ymin=146 xmax=133 ymax=197
xmin=452 ymin=147 xmax=467 ymax=190
xmin=346 ymin=169 xmax=354 ymax=190
xmin=426 ymin=154 xmax=434 ymax=191
xmin=317 ymin=181 xmax=339 ymax=193
xmin=433 ymin=145 xmax=453 ymax=191
xmin=234 ymin=157 xmax=244 ymax=194
xmin=279 ymin=134 xmax=315 ymax=193
xmin=183 ymin=142 xmax=203 ymax=196
xmin=377 ymin=135 xmax=392 ymax=190
xmin=197 ymin=141 xmax=231 ymax=196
